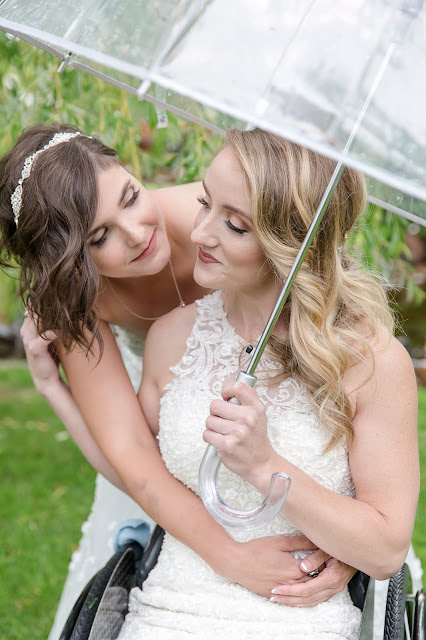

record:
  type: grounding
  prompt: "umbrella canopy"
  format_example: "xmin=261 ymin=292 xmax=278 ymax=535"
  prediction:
xmin=0 ymin=0 xmax=425 ymax=227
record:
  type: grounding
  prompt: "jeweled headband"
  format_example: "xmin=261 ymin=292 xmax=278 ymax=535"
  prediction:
xmin=11 ymin=131 xmax=82 ymax=228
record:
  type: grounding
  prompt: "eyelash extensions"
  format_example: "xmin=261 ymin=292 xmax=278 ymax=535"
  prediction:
xmin=196 ymin=196 xmax=247 ymax=234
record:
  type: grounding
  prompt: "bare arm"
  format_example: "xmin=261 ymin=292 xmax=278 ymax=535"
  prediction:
xmin=205 ymin=336 xmax=419 ymax=580
xmin=20 ymin=318 xmax=125 ymax=489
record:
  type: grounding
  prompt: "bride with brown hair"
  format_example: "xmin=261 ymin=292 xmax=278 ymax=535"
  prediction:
xmin=0 ymin=124 xmax=350 ymax=638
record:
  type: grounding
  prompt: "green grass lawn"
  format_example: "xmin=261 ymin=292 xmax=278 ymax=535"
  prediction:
xmin=415 ymin=386 xmax=426 ymax=564
xmin=0 ymin=363 xmax=96 ymax=639
xmin=0 ymin=362 xmax=425 ymax=638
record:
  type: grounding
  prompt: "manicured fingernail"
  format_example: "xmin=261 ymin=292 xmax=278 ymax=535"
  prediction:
xmin=271 ymin=588 xmax=279 ymax=594
xmin=270 ymin=597 xmax=279 ymax=603
xmin=300 ymin=560 xmax=311 ymax=572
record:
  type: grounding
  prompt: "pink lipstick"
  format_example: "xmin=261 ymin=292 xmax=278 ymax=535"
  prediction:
xmin=132 ymin=231 xmax=156 ymax=261
xmin=198 ymin=247 xmax=219 ymax=264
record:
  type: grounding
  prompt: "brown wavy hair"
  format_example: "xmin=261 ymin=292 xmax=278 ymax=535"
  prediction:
xmin=227 ymin=128 xmax=394 ymax=451
xmin=0 ymin=123 xmax=121 ymax=353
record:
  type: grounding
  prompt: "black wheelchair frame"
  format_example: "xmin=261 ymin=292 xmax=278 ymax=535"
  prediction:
xmin=59 ymin=525 xmax=425 ymax=640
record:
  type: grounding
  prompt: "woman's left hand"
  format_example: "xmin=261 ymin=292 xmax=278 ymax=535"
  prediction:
xmin=204 ymin=379 xmax=275 ymax=483
xmin=20 ymin=314 xmax=63 ymax=398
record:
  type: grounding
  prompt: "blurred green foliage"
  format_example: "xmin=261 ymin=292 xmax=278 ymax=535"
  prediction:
xmin=0 ymin=33 xmax=221 ymax=180
xmin=0 ymin=30 xmax=424 ymax=325
xmin=0 ymin=31 xmax=222 ymax=320
xmin=349 ymin=205 xmax=425 ymax=307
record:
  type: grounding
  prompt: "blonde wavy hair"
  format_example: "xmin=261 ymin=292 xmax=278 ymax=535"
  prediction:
xmin=227 ymin=128 xmax=394 ymax=451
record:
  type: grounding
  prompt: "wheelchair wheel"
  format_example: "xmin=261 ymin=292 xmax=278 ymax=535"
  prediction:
xmin=384 ymin=563 xmax=426 ymax=640
xmin=413 ymin=589 xmax=425 ymax=640
xmin=72 ymin=543 xmax=140 ymax=640
xmin=59 ymin=574 xmax=97 ymax=640
xmin=384 ymin=564 xmax=411 ymax=640
xmin=59 ymin=525 xmax=165 ymax=640
xmin=59 ymin=543 xmax=141 ymax=640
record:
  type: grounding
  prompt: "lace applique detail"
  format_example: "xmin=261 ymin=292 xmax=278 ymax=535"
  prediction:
xmin=170 ymin=291 xmax=309 ymax=409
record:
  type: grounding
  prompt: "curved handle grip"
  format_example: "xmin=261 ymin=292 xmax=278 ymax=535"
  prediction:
xmin=198 ymin=371 xmax=291 ymax=531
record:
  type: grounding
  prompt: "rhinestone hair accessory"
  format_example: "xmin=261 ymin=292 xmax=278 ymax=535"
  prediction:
xmin=11 ymin=131 xmax=82 ymax=227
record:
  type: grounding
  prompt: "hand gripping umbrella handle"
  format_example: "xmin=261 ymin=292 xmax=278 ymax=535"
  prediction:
xmin=198 ymin=371 xmax=292 ymax=530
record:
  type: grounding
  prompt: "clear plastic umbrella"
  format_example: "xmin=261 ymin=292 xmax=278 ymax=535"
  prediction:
xmin=1 ymin=0 xmax=425 ymax=529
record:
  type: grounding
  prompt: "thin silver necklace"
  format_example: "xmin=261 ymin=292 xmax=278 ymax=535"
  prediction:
xmin=106 ymin=259 xmax=185 ymax=321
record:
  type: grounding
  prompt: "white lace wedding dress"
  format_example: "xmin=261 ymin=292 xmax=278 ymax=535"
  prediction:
xmin=48 ymin=325 xmax=155 ymax=640
xmin=118 ymin=291 xmax=363 ymax=640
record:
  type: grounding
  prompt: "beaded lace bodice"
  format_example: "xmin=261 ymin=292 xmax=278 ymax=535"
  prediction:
xmin=159 ymin=290 xmax=354 ymax=541
xmin=119 ymin=291 xmax=361 ymax=640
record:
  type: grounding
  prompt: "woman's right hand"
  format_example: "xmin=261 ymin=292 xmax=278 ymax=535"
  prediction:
xmin=218 ymin=535 xmax=331 ymax=599
xmin=20 ymin=314 xmax=127 ymax=489
xmin=20 ymin=314 xmax=64 ymax=398
xmin=270 ymin=557 xmax=357 ymax=607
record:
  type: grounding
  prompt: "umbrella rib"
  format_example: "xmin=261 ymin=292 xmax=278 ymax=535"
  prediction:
xmin=137 ymin=0 xmax=209 ymax=99
xmin=0 ymin=24 xmax=64 ymax=60
xmin=63 ymin=0 xmax=109 ymax=44
xmin=254 ymin=0 xmax=316 ymax=120
xmin=367 ymin=196 xmax=426 ymax=227
xmin=65 ymin=57 xmax=226 ymax=136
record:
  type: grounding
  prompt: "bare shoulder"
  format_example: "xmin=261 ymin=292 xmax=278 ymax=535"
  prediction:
xmin=143 ymin=302 xmax=199 ymax=386
xmin=345 ymin=327 xmax=417 ymax=425
xmin=345 ymin=324 xmax=414 ymax=385
xmin=148 ymin=301 xmax=198 ymax=343
xmin=150 ymin=181 xmax=202 ymax=203
xmin=368 ymin=332 xmax=416 ymax=397
xmin=364 ymin=329 xmax=416 ymax=388
xmin=372 ymin=330 xmax=415 ymax=371
xmin=150 ymin=182 xmax=201 ymax=230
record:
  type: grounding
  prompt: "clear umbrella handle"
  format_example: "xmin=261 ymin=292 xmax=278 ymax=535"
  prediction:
xmin=198 ymin=371 xmax=292 ymax=530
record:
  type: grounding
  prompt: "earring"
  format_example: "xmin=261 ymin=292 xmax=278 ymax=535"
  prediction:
xmin=338 ymin=233 xmax=348 ymax=254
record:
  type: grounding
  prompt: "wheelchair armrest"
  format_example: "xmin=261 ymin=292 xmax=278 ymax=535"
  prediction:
xmin=136 ymin=525 xmax=165 ymax=587
xmin=349 ymin=570 xmax=371 ymax=610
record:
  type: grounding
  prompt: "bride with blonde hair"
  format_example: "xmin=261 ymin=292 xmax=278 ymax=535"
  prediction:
xmin=115 ymin=128 xmax=418 ymax=639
